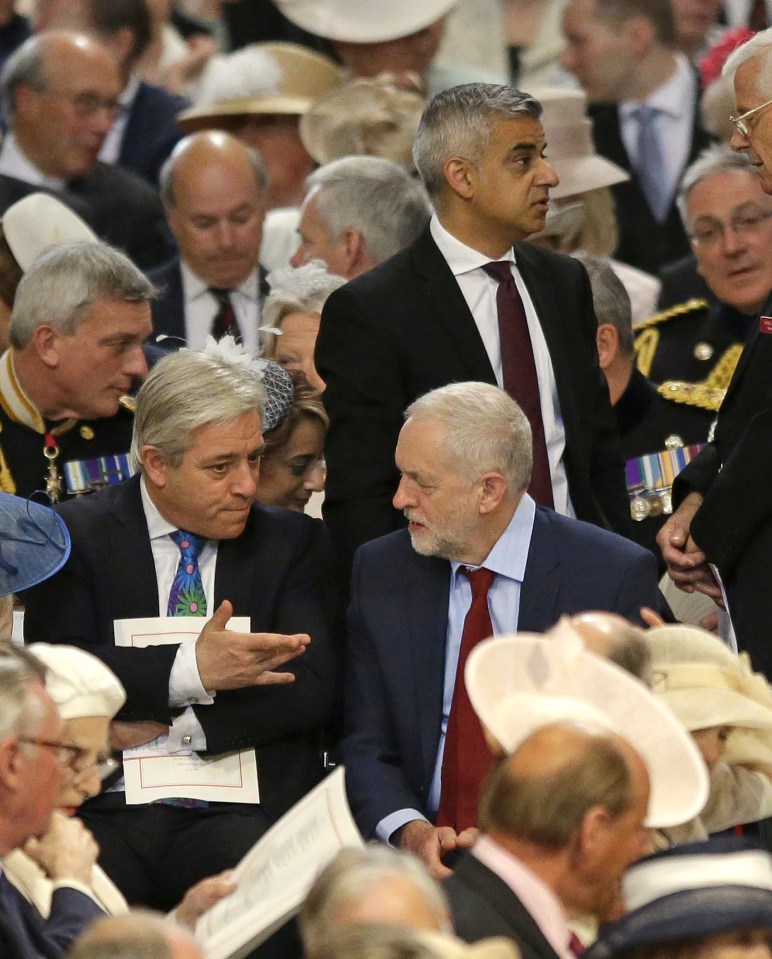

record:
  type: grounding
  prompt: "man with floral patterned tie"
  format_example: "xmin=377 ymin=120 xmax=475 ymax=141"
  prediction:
xmin=22 ymin=345 xmax=339 ymax=915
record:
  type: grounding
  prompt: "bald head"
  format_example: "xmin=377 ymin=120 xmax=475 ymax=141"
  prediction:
xmin=0 ymin=31 xmax=120 ymax=179
xmin=568 ymin=613 xmax=652 ymax=683
xmin=160 ymin=132 xmax=267 ymax=290
xmin=68 ymin=913 xmax=203 ymax=959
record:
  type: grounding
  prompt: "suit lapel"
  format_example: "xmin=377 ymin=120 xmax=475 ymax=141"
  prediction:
xmin=110 ymin=477 xmax=160 ymax=621
xmin=518 ymin=508 xmax=561 ymax=632
xmin=214 ymin=509 xmax=258 ymax=619
xmin=411 ymin=227 xmax=497 ymax=383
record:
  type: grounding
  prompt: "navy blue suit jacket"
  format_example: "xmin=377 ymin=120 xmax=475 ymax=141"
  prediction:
xmin=340 ymin=506 xmax=659 ymax=838
xmin=118 ymin=81 xmax=186 ymax=185
xmin=0 ymin=881 xmax=103 ymax=958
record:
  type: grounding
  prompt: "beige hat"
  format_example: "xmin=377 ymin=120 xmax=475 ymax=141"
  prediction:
xmin=178 ymin=42 xmax=342 ymax=131
xmin=465 ymin=623 xmax=709 ymax=829
xmin=300 ymin=77 xmax=424 ymax=169
xmin=529 ymin=86 xmax=629 ymax=202
xmin=647 ymin=625 xmax=772 ymax=766
xmin=417 ymin=931 xmax=520 ymax=959
xmin=274 ymin=0 xmax=458 ymax=44
xmin=3 ymin=193 xmax=98 ymax=271
xmin=28 ymin=643 xmax=126 ymax=720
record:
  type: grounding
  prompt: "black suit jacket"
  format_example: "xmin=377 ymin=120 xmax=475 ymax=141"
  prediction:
xmin=315 ymin=226 xmax=630 ymax=569
xmin=672 ymin=293 xmax=772 ymax=676
xmin=341 ymin=508 xmax=658 ymax=837
xmin=148 ymin=257 xmax=270 ymax=347
xmin=118 ymin=81 xmax=186 ymax=185
xmin=445 ymin=854 xmax=562 ymax=959
xmin=22 ymin=475 xmax=340 ymax=820
xmin=589 ymin=95 xmax=714 ymax=274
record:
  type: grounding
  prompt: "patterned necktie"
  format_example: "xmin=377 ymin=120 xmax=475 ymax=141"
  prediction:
xmin=436 ymin=567 xmax=497 ymax=832
xmin=208 ymin=287 xmax=236 ymax=340
xmin=633 ymin=105 xmax=671 ymax=223
xmin=481 ymin=261 xmax=554 ymax=508
xmin=167 ymin=529 xmax=207 ymax=617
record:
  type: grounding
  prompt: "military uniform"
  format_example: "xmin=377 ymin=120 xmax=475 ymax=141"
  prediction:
xmin=0 ymin=350 xmax=135 ymax=502
xmin=617 ymin=367 xmax=717 ymax=569
xmin=634 ymin=298 xmax=754 ymax=385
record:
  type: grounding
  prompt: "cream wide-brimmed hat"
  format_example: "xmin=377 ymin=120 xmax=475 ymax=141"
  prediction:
xmin=274 ymin=0 xmax=458 ymax=43
xmin=464 ymin=623 xmax=709 ymax=829
xmin=529 ymin=86 xmax=629 ymax=201
xmin=3 ymin=193 xmax=97 ymax=271
xmin=28 ymin=643 xmax=126 ymax=720
xmin=647 ymin=624 xmax=772 ymax=766
xmin=300 ymin=77 xmax=425 ymax=169
xmin=178 ymin=42 xmax=342 ymax=131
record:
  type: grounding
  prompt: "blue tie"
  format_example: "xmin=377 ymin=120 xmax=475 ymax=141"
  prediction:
xmin=167 ymin=530 xmax=207 ymax=617
xmin=634 ymin=105 xmax=671 ymax=223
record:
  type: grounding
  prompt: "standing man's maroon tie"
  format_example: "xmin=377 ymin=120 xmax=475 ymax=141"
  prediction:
xmin=436 ymin=566 xmax=497 ymax=831
xmin=208 ymin=287 xmax=237 ymax=340
xmin=481 ymin=261 xmax=554 ymax=508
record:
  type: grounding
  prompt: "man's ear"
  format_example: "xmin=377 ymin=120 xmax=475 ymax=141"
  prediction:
xmin=626 ymin=15 xmax=656 ymax=58
xmin=577 ymin=804 xmax=613 ymax=861
xmin=0 ymin=736 xmax=22 ymax=792
xmin=338 ymin=228 xmax=370 ymax=277
xmin=444 ymin=155 xmax=476 ymax=200
xmin=478 ymin=471 xmax=509 ymax=514
xmin=30 ymin=325 xmax=64 ymax=370
xmin=141 ymin=446 xmax=169 ymax=489
xmin=596 ymin=323 xmax=620 ymax=370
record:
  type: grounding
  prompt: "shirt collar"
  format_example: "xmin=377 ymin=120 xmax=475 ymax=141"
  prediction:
xmin=450 ymin=493 xmax=535 ymax=586
xmin=119 ymin=72 xmax=141 ymax=110
xmin=180 ymin=261 xmax=259 ymax=304
xmin=140 ymin=474 xmax=180 ymax=541
xmin=620 ymin=53 xmax=693 ymax=121
xmin=0 ymin=132 xmax=65 ymax=189
xmin=430 ymin=213 xmax=516 ymax=277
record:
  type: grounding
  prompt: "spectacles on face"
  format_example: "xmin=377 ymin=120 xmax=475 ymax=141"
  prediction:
xmin=729 ymin=97 xmax=772 ymax=137
xmin=17 ymin=737 xmax=118 ymax=781
xmin=42 ymin=89 xmax=120 ymax=120
xmin=688 ymin=208 xmax=772 ymax=248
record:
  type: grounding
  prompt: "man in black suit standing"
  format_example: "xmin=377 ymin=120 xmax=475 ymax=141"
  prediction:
xmin=0 ymin=31 xmax=171 ymax=270
xmin=561 ymin=0 xmax=714 ymax=274
xmin=22 ymin=346 xmax=339 ymax=910
xmin=315 ymin=83 xmax=630 ymax=574
xmin=150 ymin=131 xmax=268 ymax=352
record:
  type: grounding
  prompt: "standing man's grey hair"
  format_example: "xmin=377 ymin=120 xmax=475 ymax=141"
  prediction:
xmin=130 ymin=348 xmax=266 ymax=470
xmin=676 ymin=145 xmax=756 ymax=225
xmin=0 ymin=639 xmax=47 ymax=742
xmin=405 ymin=382 xmax=533 ymax=495
xmin=722 ymin=26 xmax=772 ymax=87
xmin=9 ymin=242 xmax=156 ymax=349
xmin=300 ymin=846 xmax=449 ymax=959
xmin=412 ymin=84 xmax=542 ymax=203
xmin=261 ymin=261 xmax=346 ymax=354
xmin=0 ymin=34 xmax=47 ymax=124
xmin=571 ymin=253 xmax=634 ymax=361
xmin=305 ymin=156 xmax=431 ymax=264
xmin=159 ymin=136 xmax=268 ymax=208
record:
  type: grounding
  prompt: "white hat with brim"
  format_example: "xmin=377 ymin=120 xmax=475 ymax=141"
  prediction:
xmin=465 ymin=625 xmax=710 ymax=829
xmin=3 ymin=193 xmax=97 ymax=272
xmin=274 ymin=0 xmax=459 ymax=43
xmin=28 ymin=643 xmax=126 ymax=720
xmin=528 ymin=86 xmax=629 ymax=201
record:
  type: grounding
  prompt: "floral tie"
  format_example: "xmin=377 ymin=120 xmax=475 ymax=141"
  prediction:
xmin=167 ymin=530 xmax=207 ymax=617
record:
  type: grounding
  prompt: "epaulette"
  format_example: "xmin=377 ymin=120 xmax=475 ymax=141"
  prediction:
xmin=119 ymin=395 xmax=137 ymax=413
xmin=656 ymin=343 xmax=743 ymax=412
xmin=632 ymin=298 xmax=709 ymax=332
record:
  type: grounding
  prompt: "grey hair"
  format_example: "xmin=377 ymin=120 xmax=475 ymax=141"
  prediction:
xmin=299 ymin=847 xmax=449 ymax=959
xmin=10 ymin=242 xmax=156 ymax=349
xmin=68 ymin=911 xmax=192 ymax=959
xmin=412 ymin=83 xmax=542 ymax=203
xmin=159 ymin=137 xmax=268 ymax=208
xmin=677 ymin=145 xmax=757 ymax=225
xmin=130 ymin=348 xmax=266 ymax=469
xmin=0 ymin=34 xmax=47 ymax=124
xmin=571 ymin=253 xmax=634 ymax=360
xmin=405 ymin=382 xmax=532 ymax=495
xmin=0 ymin=640 xmax=47 ymax=741
xmin=305 ymin=156 xmax=431 ymax=265
xmin=260 ymin=261 xmax=346 ymax=354
xmin=722 ymin=26 xmax=772 ymax=92
xmin=309 ymin=925 xmax=443 ymax=959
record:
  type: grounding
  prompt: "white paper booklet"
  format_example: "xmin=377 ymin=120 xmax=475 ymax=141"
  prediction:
xmin=195 ymin=765 xmax=364 ymax=959
xmin=113 ymin=616 xmax=259 ymax=804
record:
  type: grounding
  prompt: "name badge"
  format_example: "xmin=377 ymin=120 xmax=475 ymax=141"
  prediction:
xmin=760 ymin=316 xmax=772 ymax=334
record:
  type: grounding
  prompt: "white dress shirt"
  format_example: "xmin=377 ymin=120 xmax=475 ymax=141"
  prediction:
xmin=0 ymin=132 xmax=65 ymax=189
xmin=179 ymin=261 xmax=261 ymax=354
xmin=429 ymin=214 xmax=572 ymax=516
xmin=98 ymin=72 xmax=141 ymax=165
xmin=619 ymin=54 xmax=697 ymax=212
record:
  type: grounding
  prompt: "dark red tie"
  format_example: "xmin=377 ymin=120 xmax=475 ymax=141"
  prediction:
xmin=569 ymin=933 xmax=586 ymax=957
xmin=481 ymin=261 xmax=554 ymax=508
xmin=436 ymin=566 xmax=496 ymax=832
xmin=208 ymin=287 xmax=236 ymax=340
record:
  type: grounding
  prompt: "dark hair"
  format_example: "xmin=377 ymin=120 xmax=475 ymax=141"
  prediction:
xmin=83 ymin=0 xmax=153 ymax=63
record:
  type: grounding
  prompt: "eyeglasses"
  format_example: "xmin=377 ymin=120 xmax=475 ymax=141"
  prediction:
xmin=44 ymin=90 xmax=120 ymax=120
xmin=17 ymin=737 xmax=118 ymax=781
xmin=688 ymin=209 xmax=772 ymax=247
xmin=729 ymin=97 xmax=772 ymax=137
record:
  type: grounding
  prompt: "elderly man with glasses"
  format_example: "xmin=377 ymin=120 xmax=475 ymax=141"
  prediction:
xmin=658 ymin=28 xmax=772 ymax=681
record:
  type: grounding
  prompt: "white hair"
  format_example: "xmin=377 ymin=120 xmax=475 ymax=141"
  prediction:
xmin=722 ymin=27 xmax=772 ymax=94
xmin=194 ymin=45 xmax=283 ymax=105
